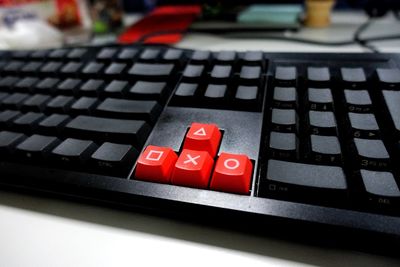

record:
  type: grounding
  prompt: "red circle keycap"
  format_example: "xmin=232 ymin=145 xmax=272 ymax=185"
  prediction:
xmin=210 ymin=152 xmax=253 ymax=195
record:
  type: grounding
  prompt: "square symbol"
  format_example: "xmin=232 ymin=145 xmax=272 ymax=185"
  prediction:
xmin=146 ymin=150 xmax=164 ymax=161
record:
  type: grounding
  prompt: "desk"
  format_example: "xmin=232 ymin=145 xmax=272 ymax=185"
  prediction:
xmin=1 ymin=11 xmax=400 ymax=267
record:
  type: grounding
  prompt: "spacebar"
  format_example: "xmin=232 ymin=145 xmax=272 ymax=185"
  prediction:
xmin=266 ymin=160 xmax=347 ymax=190
xmin=65 ymin=115 xmax=151 ymax=146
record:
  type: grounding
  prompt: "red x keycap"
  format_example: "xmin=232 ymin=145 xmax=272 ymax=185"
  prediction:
xmin=210 ymin=152 xmax=253 ymax=195
xmin=135 ymin=145 xmax=178 ymax=183
xmin=182 ymin=122 xmax=221 ymax=157
xmin=171 ymin=149 xmax=214 ymax=189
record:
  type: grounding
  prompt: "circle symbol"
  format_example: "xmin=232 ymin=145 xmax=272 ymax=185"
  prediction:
xmin=224 ymin=159 xmax=240 ymax=170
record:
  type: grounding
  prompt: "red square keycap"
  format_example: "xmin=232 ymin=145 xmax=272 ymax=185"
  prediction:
xmin=210 ymin=152 xmax=253 ymax=195
xmin=171 ymin=149 xmax=214 ymax=189
xmin=135 ymin=145 xmax=178 ymax=183
xmin=182 ymin=122 xmax=221 ymax=157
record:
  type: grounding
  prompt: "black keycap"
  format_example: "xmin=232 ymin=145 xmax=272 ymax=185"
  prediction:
xmin=104 ymin=63 xmax=126 ymax=76
xmin=60 ymin=62 xmax=82 ymax=75
xmin=273 ymin=87 xmax=297 ymax=108
xmin=354 ymin=138 xmax=389 ymax=160
xmin=191 ymin=50 xmax=210 ymax=62
xmin=129 ymin=81 xmax=167 ymax=100
xmin=163 ymin=49 xmax=183 ymax=61
xmin=48 ymin=49 xmax=68 ymax=59
xmin=308 ymin=88 xmax=333 ymax=110
xmin=40 ymin=61 xmax=62 ymax=74
xmin=80 ymin=79 xmax=104 ymax=95
xmin=266 ymin=160 xmax=347 ymax=196
xmin=65 ymin=115 xmax=151 ymax=146
xmin=91 ymin=142 xmax=138 ymax=175
xmin=35 ymin=78 xmax=60 ymax=93
xmin=183 ymin=65 xmax=204 ymax=78
xmin=235 ymin=86 xmax=258 ymax=101
xmin=97 ymin=48 xmax=117 ymax=60
xmin=38 ymin=114 xmax=70 ymax=134
xmin=12 ymin=51 xmax=30 ymax=59
xmin=175 ymin=83 xmax=197 ymax=97
xmin=118 ymin=48 xmax=138 ymax=61
xmin=210 ymin=65 xmax=232 ymax=79
xmin=0 ymin=92 xmax=9 ymax=101
xmin=51 ymin=138 xmax=97 ymax=164
xmin=242 ymin=51 xmax=263 ymax=63
xmin=377 ymin=68 xmax=400 ymax=84
xmin=310 ymin=135 xmax=341 ymax=163
xmin=269 ymin=131 xmax=297 ymax=159
xmin=361 ymin=169 xmax=400 ymax=198
xmin=22 ymin=94 xmax=51 ymax=112
xmin=0 ymin=131 xmax=26 ymax=154
xmin=14 ymin=77 xmax=39 ymax=92
xmin=4 ymin=61 xmax=23 ymax=73
xmin=70 ymin=97 xmax=98 ymax=115
xmin=0 ymin=110 xmax=21 ymax=127
xmin=57 ymin=78 xmax=81 ymax=95
xmin=20 ymin=62 xmax=42 ymax=74
xmin=128 ymin=63 xmax=174 ymax=78
xmin=12 ymin=112 xmax=45 ymax=132
xmin=67 ymin=48 xmax=87 ymax=59
xmin=2 ymin=93 xmax=30 ymax=109
xmin=30 ymin=50 xmax=49 ymax=59
xmin=307 ymin=67 xmax=330 ymax=82
xmin=309 ymin=111 xmax=336 ymax=134
xmin=271 ymin=109 xmax=297 ymax=131
xmin=0 ymin=76 xmax=18 ymax=91
xmin=341 ymin=67 xmax=366 ymax=83
xmin=216 ymin=51 xmax=236 ymax=62
xmin=204 ymin=84 xmax=227 ymax=99
xmin=349 ymin=113 xmax=379 ymax=132
xmin=382 ymin=90 xmax=400 ymax=131
xmin=96 ymin=98 xmax=161 ymax=122
xmin=15 ymin=134 xmax=60 ymax=160
xmin=275 ymin=66 xmax=296 ymax=81
xmin=240 ymin=66 xmax=261 ymax=81
xmin=103 ymin=80 xmax=128 ymax=97
xmin=46 ymin=95 xmax=75 ymax=113
xmin=344 ymin=89 xmax=372 ymax=113
xmin=82 ymin=62 xmax=104 ymax=75
xmin=140 ymin=48 xmax=160 ymax=60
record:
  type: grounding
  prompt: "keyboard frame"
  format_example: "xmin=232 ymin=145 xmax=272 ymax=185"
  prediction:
xmin=1 ymin=47 xmax=400 ymax=254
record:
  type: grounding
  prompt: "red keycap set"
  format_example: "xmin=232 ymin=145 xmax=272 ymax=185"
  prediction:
xmin=135 ymin=122 xmax=253 ymax=195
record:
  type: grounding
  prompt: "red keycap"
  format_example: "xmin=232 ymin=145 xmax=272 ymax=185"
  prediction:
xmin=135 ymin=145 xmax=178 ymax=183
xmin=210 ymin=152 xmax=253 ymax=195
xmin=182 ymin=122 xmax=221 ymax=157
xmin=171 ymin=149 xmax=214 ymax=189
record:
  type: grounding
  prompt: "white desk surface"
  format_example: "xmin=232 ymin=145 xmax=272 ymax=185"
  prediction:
xmin=2 ymin=11 xmax=400 ymax=267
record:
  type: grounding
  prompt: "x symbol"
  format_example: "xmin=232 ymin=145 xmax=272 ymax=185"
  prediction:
xmin=183 ymin=154 xmax=200 ymax=166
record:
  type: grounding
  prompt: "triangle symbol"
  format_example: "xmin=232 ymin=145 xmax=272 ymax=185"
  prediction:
xmin=193 ymin=127 xmax=207 ymax=136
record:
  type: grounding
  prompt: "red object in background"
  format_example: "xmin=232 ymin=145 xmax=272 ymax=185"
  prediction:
xmin=118 ymin=5 xmax=201 ymax=45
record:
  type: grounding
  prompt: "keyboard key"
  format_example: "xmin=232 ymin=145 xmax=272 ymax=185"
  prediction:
xmin=175 ymin=83 xmax=197 ymax=97
xmin=57 ymin=78 xmax=81 ymax=95
xmin=51 ymin=138 xmax=97 ymax=165
xmin=60 ymin=62 xmax=83 ymax=75
xmin=269 ymin=131 xmax=297 ymax=159
xmin=348 ymin=113 xmax=379 ymax=138
xmin=307 ymin=67 xmax=330 ymax=82
xmin=341 ymin=68 xmax=366 ymax=83
xmin=235 ymin=86 xmax=258 ymax=101
xmin=80 ymin=79 xmax=104 ymax=95
xmin=15 ymin=134 xmax=60 ymax=161
xmin=273 ymin=87 xmax=297 ymax=108
xmin=70 ymin=97 xmax=98 ymax=115
xmin=309 ymin=111 xmax=336 ymax=135
xmin=22 ymin=94 xmax=51 ymax=112
xmin=91 ymin=142 xmax=138 ymax=176
xmin=65 ymin=115 xmax=151 ymax=146
xmin=0 ymin=131 xmax=26 ymax=154
xmin=20 ymin=62 xmax=42 ymax=74
xmin=38 ymin=114 xmax=70 ymax=134
xmin=35 ymin=78 xmax=59 ymax=93
xmin=382 ymin=90 xmax=400 ymax=131
xmin=216 ymin=51 xmax=236 ymax=62
xmin=2 ymin=93 xmax=30 ymax=109
xmin=103 ymin=80 xmax=129 ymax=97
xmin=344 ymin=89 xmax=372 ymax=112
xmin=377 ymin=68 xmax=400 ymax=85
xmin=163 ymin=49 xmax=183 ymax=61
xmin=4 ymin=61 xmax=23 ymax=73
xmin=0 ymin=110 xmax=21 ymax=127
xmin=183 ymin=122 xmax=222 ymax=157
xmin=118 ymin=48 xmax=138 ymax=61
xmin=354 ymin=138 xmax=389 ymax=170
xmin=308 ymin=88 xmax=332 ymax=105
xmin=265 ymin=160 xmax=347 ymax=198
xmin=96 ymin=98 xmax=161 ymax=122
xmin=183 ymin=65 xmax=204 ymax=79
xmin=361 ymin=169 xmax=400 ymax=198
xmin=210 ymin=152 xmax=253 ymax=195
xmin=0 ymin=76 xmax=18 ymax=91
xmin=275 ymin=66 xmax=296 ymax=82
xmin=310 ymin=135 xmax=341 ymax=163
xmin=129 ymin=81 xmax=167 ymax=100
xmin=191 ymin=50 xmax=210 ymax=62
xmin=48 ymin=49 xmax=68 ymax=59
xmin=140 ymin=48 xmax=160 ymax=61
xmin=46 ymin=95 xmax=74 ymax=113
xmin=40 ymin=61 xmax=62 ymax=74
xmin=104 ymin=63 xmax=126 ymax=76
xmin=204 ymin=84 xmax=226 ymax=99
xmin=135 ymin=145 xmax=178 ymax=183
xmin=210 ymin=65 xmax=232 ymax=79
xmin=242 ymin=51 xmax=263 ymax=63
xmin=271 ymin=109 xmax=297 ymax=132
xmin=128 ymin=63 xmax=174 ymax=78
xmin=67 ymin=48 xmax=87 ymax=59
xmin=12 ymin=112 xmax=45 ymax=132
xmin=97 ymin=48 xmax=117 ymax=60
xmin=82 ymin=62 xmax=104 ymax=75
xmin=171 ymin=149 xmax=214 ymax=189
xmin=239 ymin=66 xmax=261 ymax=81
xmin=14 ymin=77 xmax=39 ymax=92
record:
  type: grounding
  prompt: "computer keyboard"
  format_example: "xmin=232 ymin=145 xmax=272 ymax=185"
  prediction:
xmin=1 ymin=45 xmax=400 ymax=252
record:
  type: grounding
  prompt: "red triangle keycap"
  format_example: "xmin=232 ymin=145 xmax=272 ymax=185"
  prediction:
xmin=182 ymin=122 xmax=221 ymax=157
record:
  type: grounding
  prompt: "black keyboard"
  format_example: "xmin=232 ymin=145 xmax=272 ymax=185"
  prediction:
xmin=1 ymin=45 xmax=400 ymax=253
